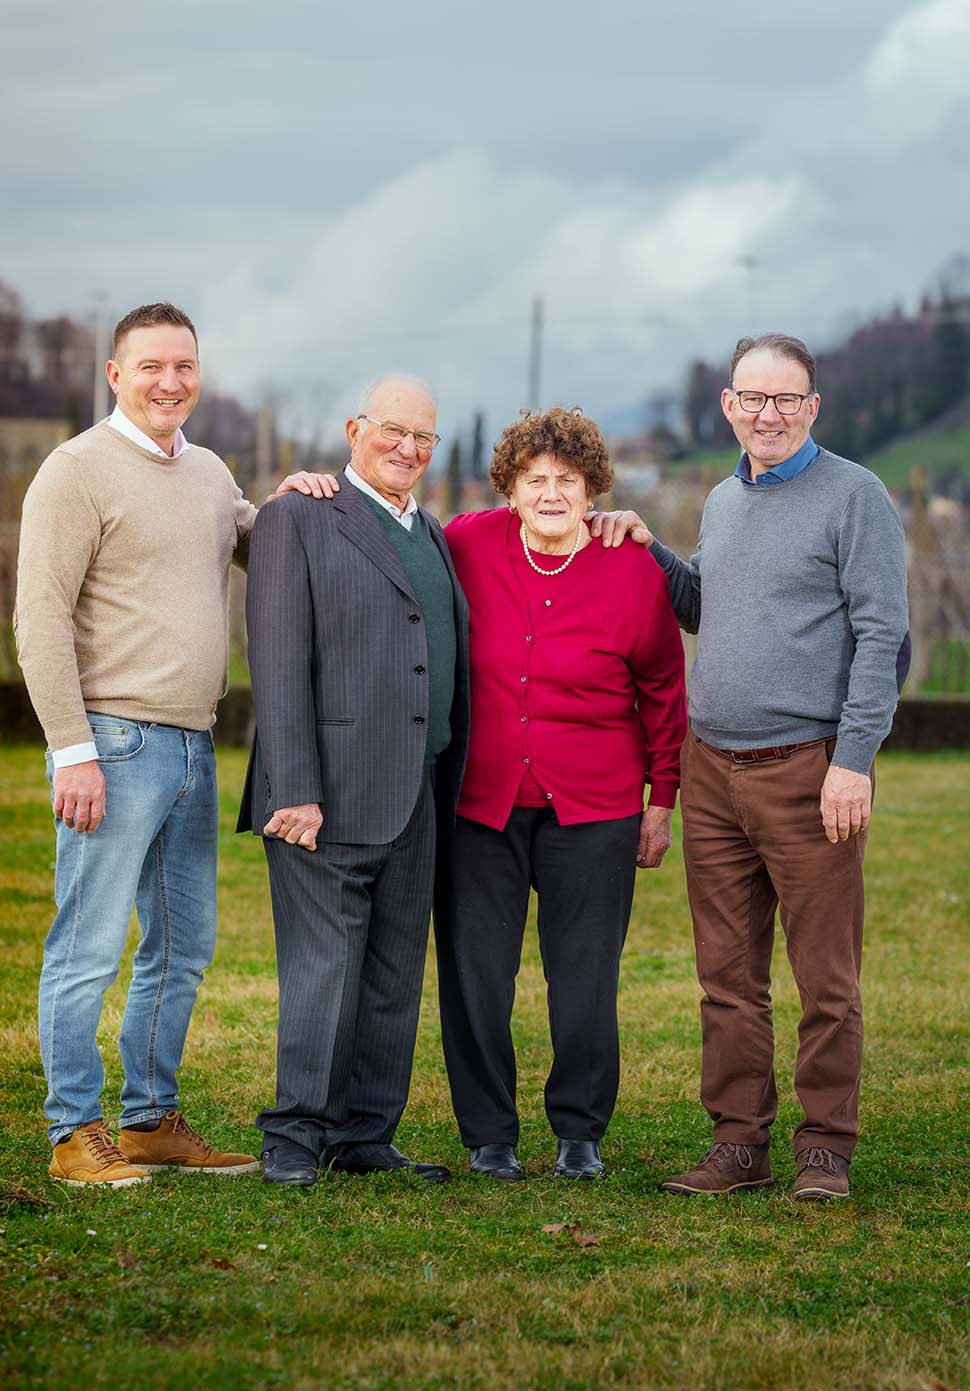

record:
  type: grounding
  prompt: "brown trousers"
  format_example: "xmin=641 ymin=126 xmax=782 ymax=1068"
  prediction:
xmin=680 ymin=732 xmax=870 ymax=1162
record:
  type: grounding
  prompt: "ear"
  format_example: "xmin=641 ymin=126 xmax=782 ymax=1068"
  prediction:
xmin=105 ymin=359 xmax=121 ymax=397
xmin=720 ymin=387 xmax=734 ymax=425
xmin=808 ymin=392 xmax=821 ymax=425
xmin=346 ymin=416 xmax=361 ymax=450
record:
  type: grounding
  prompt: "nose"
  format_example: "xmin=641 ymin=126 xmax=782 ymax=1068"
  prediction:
xmin=158 ymin=362 xmax=180 ymax=391
xmin=395 ymin=431 xmax=418 ymax=458
xmin=757 ymin=396 xmax=783 ymax=423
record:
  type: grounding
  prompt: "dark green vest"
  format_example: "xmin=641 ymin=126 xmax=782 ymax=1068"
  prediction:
xmin=363 ymin=497 xmax=457 ymax=762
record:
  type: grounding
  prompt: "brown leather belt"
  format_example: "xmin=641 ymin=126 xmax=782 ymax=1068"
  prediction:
xmin=702 ymin=737 xmax=832 ymax=764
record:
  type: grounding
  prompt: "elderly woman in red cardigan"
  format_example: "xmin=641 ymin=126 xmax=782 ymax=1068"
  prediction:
xmin=436 ymin=406 xmax=687 ymax=1182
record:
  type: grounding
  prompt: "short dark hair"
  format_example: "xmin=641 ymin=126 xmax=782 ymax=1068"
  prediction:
xmin=729 ymin=333 xmax=816 ymax=394
xmin=489 ymin=406 xmax=613 ymax=498
xmin=113 ymin=303 xmax=198 ymax=358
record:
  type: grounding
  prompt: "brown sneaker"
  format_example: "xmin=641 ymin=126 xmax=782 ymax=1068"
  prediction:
xmin=119 ymin=1111 xmax=258 ymax=1176
xmin=49 ymin=1121 xmax=151 ymax=1188
xmin=660 ymin=1141 xmax=773 ymax=1195
xmin=793 ymin=1147 xmax=850 ymax=1201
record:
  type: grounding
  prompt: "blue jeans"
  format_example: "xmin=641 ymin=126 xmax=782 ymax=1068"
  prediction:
xmin=39 ymin=718 xmax=218 ymax=1145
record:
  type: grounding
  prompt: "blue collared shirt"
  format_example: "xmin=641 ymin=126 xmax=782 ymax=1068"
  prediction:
xmin=736 ymin=434 xmax=820 ymax=486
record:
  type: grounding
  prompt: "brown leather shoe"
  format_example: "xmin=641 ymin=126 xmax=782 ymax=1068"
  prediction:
xmin=49 ymin=1121 xmax=151 ymax=1188
xmin=793 ymin=1147 xmax=850 ymax=1201
xmin=660 ymin=1141 xmax=773 ymax=1195
xmin=119 ymin=1111 xmax=258 ymax=1175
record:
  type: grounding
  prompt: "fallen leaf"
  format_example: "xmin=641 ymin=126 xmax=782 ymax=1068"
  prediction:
xmin=113 ymin=1241 xmax=138 ymax=1270
xmin=199 ymin=1248 xmax=237 ymax=1271
xmin=542 ymin=1221 xmax=600 ymax=1248
xmin=572 ymin=1230 xmax=600 ymax=1248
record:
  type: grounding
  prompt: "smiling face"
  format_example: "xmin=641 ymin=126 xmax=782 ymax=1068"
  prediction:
xmin=345 ymin=379 xmax=436 ymax=507
xmin=508 ymin=452 xmax=592 ymax=553
xmin=721 ymin=347 xmax=820 ymax=476
xmin=106 ymin=325 xmax=200 ymax=455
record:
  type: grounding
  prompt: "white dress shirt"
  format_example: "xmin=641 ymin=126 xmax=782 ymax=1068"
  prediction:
xmin=344 ymin=462 xmax=418 ymax=531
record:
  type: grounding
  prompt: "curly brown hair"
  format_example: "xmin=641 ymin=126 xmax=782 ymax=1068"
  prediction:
xmin=489 ymin=407 xmax=613 ymax=499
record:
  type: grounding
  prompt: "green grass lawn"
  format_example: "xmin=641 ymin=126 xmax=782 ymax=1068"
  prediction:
xmin=1 ymin=747 xmax=968 ymax=1391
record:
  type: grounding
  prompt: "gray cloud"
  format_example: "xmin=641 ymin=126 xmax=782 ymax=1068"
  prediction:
xmin=2 ymin=0 xmax=964 ymax=444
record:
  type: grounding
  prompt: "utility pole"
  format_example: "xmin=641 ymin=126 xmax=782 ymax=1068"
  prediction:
xmin=92 ymin=292 xmax=110 ymax=425
xmin=528 ymin=295 xmax=544 ymax=409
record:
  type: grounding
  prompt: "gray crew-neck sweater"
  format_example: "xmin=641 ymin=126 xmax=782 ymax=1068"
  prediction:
xmin=361 ymin=498 xmax=457 ymax=763
xmin=648 ymin=448 xmax=908 ymax=773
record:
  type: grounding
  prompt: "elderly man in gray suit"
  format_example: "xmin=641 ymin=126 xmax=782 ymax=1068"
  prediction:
xmin=238 ymin=375 xmax=469 ymax=1187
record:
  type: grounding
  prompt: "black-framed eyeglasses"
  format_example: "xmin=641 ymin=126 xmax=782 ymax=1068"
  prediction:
xmin=358 ymin=415 xmax=440 ymax=451
xmin=730 ymin=390 xmax=813 ymax=416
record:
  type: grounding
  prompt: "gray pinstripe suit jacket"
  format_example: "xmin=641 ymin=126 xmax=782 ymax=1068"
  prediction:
xmin=237 ymin=475 xmax=470 ymax=845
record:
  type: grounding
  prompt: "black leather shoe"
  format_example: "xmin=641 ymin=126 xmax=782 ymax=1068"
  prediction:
xmin=261 ymin=1139 xmax=318 ymax=1187
xmin=469 ymin=1143 xmax=525 ymax=1182
xmin=329 ymin=1142 xmax=450 ymax=1184
xmin=555 ymin=1138 xmax=605 ymax=1180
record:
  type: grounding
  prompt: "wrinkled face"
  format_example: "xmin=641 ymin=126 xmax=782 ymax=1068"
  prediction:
xmin=721 ymin=348 xmax=819 ymax=471
xmin=508 ymin=453 xmax=591 ymax=544
xmin=346 ymin=381 xmax=437 ymax=503
xmin=106 ymin=325 xmax=200 ymax=453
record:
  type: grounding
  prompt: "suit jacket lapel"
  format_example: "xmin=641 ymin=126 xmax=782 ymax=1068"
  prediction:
xmin=331 ymin=474 xmax=419 ymax=603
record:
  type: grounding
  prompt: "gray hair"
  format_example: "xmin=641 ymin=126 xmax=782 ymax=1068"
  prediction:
xmin=729 ymin=334 xmax=817 ymax=394
xmin=357 ymin=374 xmax=438 ymax=421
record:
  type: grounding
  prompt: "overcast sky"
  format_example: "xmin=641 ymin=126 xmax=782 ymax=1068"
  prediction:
xmin=3 ymin=0 xmax=969 ymax=445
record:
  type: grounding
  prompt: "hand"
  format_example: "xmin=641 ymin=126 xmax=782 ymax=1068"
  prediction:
xmin=53 ymin=760 xmax=106 ymax=834
xmin=263 ymin=803 xmax=324 ymax=851
xmin=269 ymin=472 xmax=341 ymax=501
xmin=637 ymin=805 xmax=673 ymax=869
xmin=819 ymin=764 xmax=871 ymax=844
xmin=587 ymin=509 xmax=654 ymax=548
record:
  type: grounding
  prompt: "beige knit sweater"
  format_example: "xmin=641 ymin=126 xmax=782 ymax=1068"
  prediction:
xmin=15 ymin=421 xmax=257 ymax=750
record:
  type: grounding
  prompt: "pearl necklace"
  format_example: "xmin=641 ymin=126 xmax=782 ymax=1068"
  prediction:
xmin=519 ymin=520 xmax=585 ymax=576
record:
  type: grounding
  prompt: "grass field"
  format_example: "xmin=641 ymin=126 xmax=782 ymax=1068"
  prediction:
xmin=1 ymin=746 xmax=968 ymax=1391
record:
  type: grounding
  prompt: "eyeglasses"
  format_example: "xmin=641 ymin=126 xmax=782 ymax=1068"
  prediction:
xmin=731 ymin=391 xmax=813 ymax=416
xmin=358 ymin=416 xmax=440 ymax=452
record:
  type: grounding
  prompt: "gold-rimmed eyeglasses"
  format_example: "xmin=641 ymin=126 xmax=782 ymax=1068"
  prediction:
xmin=358 ymin=416 xmax=440 ymax=451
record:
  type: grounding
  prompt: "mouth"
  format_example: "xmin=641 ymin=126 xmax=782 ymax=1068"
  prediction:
xmin=151 ymin=398 xmax=183 ymax=408
xmin=537 ymin=507 xmax=568 ymax=517
xmin=756 ymin=429 xmax=784 ymax=441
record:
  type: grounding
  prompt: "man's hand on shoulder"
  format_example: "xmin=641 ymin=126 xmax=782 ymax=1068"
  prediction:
xmin=269 ymin=472 xmax=341 ymax=502
xmin=263 ymin=803 xmax=324 ymax=851
xmin=587 ymin=509 xmax=654 ymax=548
xmin=637 ymin=805 xmax=673 ymax=869
xmin=53 ymin=760 xmax=106 ymax=834
xmin=820 ymin=764 xmax=871 ymax=844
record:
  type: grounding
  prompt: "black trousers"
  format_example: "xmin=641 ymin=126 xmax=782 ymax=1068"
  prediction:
xmin=257 ymin=770 xmax=435 ymax=1157
xmin=436 ymin=808 xmax=639 ymax=1146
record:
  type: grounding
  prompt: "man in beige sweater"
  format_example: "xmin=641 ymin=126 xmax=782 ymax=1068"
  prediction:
xmin=16 ymin=301 xmax=305 ymax=1186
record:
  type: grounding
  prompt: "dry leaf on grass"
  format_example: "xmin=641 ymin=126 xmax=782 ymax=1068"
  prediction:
xmin=199 ymin=1248 xmax=237 ymax=1271
xmin=113 ymin=1241 xmax=138 ymax=1270
xmin=541 ymin=1221 xmax=600 ymax=1248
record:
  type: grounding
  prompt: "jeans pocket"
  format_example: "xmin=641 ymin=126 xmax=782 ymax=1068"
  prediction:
xmin=91 ymin=719 xmax=148 ymax=762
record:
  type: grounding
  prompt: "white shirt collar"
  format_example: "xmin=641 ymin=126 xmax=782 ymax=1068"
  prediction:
xmin=106 ymin=404 xmax=191 ymax=459
xmin=345 ymin=461 xmax=418 ymax=528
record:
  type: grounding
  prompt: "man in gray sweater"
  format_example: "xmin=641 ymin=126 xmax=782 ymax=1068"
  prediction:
xmin=594 ymin=333 xmax=908 ymax=1200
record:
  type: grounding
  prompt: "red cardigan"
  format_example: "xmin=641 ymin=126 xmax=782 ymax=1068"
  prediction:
xmin=445 ymin=509 xmax=687 ymax=830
